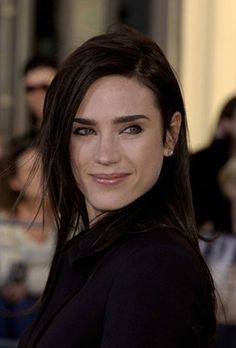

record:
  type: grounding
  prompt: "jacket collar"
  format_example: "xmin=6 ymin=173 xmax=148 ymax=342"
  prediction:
xmin=66 ymin=226 xmax=126 ymax=267
xmin=26 ymin=229 xmax=127 ymax=347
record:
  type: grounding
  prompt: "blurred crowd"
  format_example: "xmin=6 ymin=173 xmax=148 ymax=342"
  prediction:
xmin=1 ymin=52 xmax=236 ymax=348
xmin=0 ymin=56 xmax=57 ymax=344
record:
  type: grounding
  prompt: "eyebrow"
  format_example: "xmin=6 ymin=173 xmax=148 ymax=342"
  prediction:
xmin=73 ymin=114 xmax=150 ymax=125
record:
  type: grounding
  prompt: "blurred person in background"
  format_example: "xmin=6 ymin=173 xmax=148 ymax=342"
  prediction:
xmin=23 ymin=56 xmax=57 ymax=131
xmin=190 ymin=96 xmax=236 ymax=232
xmin=0 ymin=138 xmax=55 ymax=340
xmin=12 ymin=56 xmax=58 ymax=144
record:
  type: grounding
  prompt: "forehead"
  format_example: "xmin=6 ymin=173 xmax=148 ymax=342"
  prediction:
xmin=78 ymin=75 xmax=158 ymax=116
xmin=24 ymin=67 xmax=56 ymax=85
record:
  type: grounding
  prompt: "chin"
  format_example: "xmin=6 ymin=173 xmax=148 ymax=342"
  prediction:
xmin=96 ymin=204 xmax=127 ymax=212
xmin=93 ymin=198 xmax=136 ymax=213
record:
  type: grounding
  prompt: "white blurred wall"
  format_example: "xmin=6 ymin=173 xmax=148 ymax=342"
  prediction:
xmin=57 ymin=0 xmax=119 ymax=61
xmin=180 ymin=0 xmax=236 ymax=152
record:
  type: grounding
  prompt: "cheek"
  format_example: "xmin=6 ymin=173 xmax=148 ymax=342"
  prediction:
xmin=130 ymin=139 xmax=164 ymax=184
xmin=130 ymin=137 xmax=164 ymax=166
xmin=143 ymin=155 xmax=163 ymax=185
xmin=70 ymin=144 xmax=86 ymax=185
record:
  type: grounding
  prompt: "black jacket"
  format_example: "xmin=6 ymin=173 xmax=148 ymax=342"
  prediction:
xmin=19 ymin=227 xmax=210 ymax=348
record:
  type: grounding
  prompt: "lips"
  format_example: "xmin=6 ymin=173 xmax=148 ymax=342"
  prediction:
xmin=90 ymin=173 xmax=130 ymax=185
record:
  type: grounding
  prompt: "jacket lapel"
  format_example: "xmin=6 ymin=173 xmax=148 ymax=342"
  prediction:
xmin=26 ymin=252 xmax=87 ymax=347
xmin=24 ymin=231 xmax=126 ymax=347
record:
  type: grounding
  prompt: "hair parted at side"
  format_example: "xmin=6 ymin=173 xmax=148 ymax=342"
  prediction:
xmin=38 ymin=25 xmax=215 ymax=344
xmin=40 ymin=24 xmax=193 ymax=246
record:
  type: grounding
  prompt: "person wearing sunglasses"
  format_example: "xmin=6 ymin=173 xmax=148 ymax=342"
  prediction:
xmin=23 ymin=56 xmax=57 ymax=132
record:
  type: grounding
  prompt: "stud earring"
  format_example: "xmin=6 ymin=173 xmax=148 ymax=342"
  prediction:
xmin=166 ymin=149 xmax=173 ymax=157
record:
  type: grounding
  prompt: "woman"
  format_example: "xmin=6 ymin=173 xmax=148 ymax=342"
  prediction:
xmin=0 ymin=139 xmax=55 ymax=339
xmin=19 ymin=25 xmax=216 ymax=347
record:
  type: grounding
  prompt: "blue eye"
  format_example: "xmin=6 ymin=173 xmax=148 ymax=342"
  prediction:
xmin=122 ymin=125 xmax=143 ymax=134
xmin=72 ymin=127 xmax=96 ymax=136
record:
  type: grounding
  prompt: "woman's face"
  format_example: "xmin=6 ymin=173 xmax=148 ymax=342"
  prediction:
xmin=70 ymin=75 xmax=176 ymax=221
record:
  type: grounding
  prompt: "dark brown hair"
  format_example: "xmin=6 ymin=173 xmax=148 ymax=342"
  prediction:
xmin=39 ymin=25 xmax=216 ymax=345
xmin=41 ymin=25 xmax=194 ymax=242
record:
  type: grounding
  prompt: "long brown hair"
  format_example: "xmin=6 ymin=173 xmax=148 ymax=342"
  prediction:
xmin=39 ymin=25 xmax=216 ymax=345
xmin=41 ymin=25 xmax=193 ymax=243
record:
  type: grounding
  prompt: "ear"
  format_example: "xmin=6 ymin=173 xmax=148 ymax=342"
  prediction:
xmin=164 ymin=112 xmax=182 ymax=157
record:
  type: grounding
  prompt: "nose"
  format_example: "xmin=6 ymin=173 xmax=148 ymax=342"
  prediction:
xmin=94 ymin=134 xmax=121 ymax=165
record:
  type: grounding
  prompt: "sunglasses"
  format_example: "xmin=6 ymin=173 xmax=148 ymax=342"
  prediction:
xmin=25 ymin=84 xmax=49 ymax=93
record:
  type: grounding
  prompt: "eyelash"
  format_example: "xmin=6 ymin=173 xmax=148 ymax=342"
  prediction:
xmin=121 ymin=125 xmax=143 ymax=135
xmin=72 ymin=127 xmax=96 ymax=136
xmin=72 ymin=125 xmax=143 ymax=136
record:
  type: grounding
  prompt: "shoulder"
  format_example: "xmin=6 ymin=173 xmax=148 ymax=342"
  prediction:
xmin=123 ymin=227 xmax=198 ymax=258
xmin=102 ymin=228 xmax=208 ymax=344
xmin=109 ymin=228 xmax=205 ymax=288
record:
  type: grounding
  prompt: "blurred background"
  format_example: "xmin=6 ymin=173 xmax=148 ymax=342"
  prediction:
xmin=1 ymin=1 xmax=236 ymax=347
xmin=1 ymin=0 xmax=236 ymax=151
